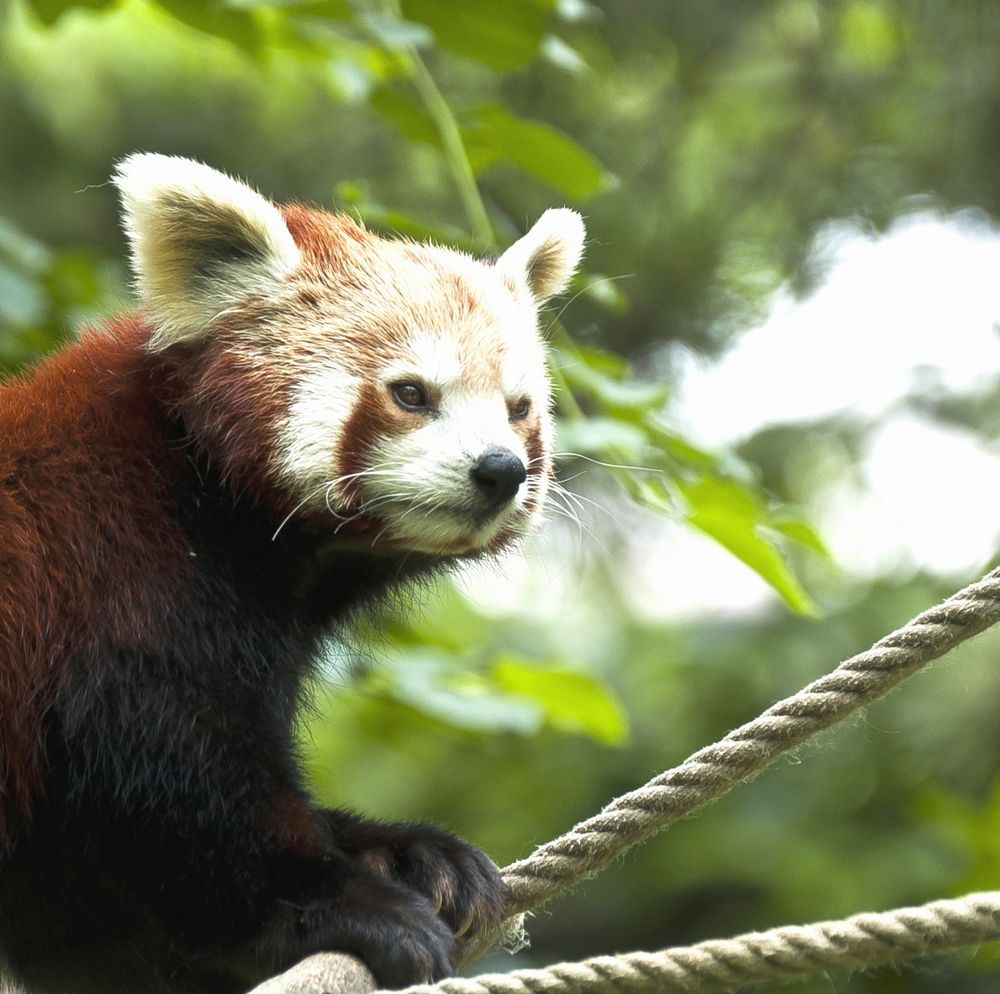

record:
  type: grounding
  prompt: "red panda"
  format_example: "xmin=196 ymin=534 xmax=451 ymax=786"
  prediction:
xmin=0 ymin=154 xmax=585 ymax=994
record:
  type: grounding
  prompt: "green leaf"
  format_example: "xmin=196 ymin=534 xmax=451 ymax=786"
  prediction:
xmin=556 ymin=416 xmax=648 ymax=463
xmin=564 ymin=365 xmax=671 ymax=417
xmin=24 ymin=0 xmax=113 ymax=26
xmin=464 ymin=104 xmax=611 ymax=200
xmin=357 ymin=12 xmax=434 ymax=50
xmin=370 ymin=96 xmax=611 ymax=202
xmin=838 ymin=1 xmax=899 ymax=70
xmin=230 ymin=0 xmax=349 ymax=12
xmin=767 ymin=514 xmax=831 ymax=560
xmin=628 ymin=475 xmax=676 ymax=514
xmin=540 ymin=34 xmax=589 ymax=74
xmin=369 ymin=88 xmax=439 ymax=145
xmin=579 ymin=272 xmax=630 ymax=313
xmin=681 ymin=477 xmax=819 ymax=616
xmin=333 ymin=180 xmax=478 ymax=248
xmin=553 ymin=343 xmax=669 ymax=419
xmin=44 ymin=251 xmax=107 ymax=317
xmin=151 ymin=0 xmax=260 ymax=54
xmin=490 ymin=657 xmax=628 ymax=745
xmin=0 ymin=263 xmax=46 ymax=327
xmin=916 ymin=778 xmax=1000 ymax=895
xmin=400 ymin=0 xmax=553 ymax=69
xmin=645 ymin=423 xmax=721 ymax=471
xmin=383 ymin=651 xmax=543 ymax=735
xmin=0 ymin=219 xmax=52 ymax=272
xmin=550 ymin=333 xmax=819 ymax=616
xmin=553 ymin=341 xmax=630 ymax=378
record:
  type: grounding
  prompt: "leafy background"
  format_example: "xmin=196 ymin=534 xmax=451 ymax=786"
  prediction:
xmin=2 ymin=1 xmax=1000 ymax=991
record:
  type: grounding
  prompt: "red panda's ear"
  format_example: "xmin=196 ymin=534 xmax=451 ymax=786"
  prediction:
xmin=498 ymin=208 xmax=585 ymax=304
xmin=113 ymin=153 xmax=301 ymax=351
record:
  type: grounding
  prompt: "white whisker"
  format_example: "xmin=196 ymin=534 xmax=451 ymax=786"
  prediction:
xmin=555 ymin=488 xmax=612 ymax=529
xmin=541 ymin=273 xmax=634 ymax=339
xmin=272 ymin=482 xmax=330 ymax=541
xmin=554 ymin=451 xmax=660 ymax=474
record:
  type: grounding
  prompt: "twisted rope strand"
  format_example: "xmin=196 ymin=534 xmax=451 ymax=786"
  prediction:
xmin=498 ymin=566 xmax=1000 ymax=915
xmin=399 ymin=891 xmax=1000 ymax=994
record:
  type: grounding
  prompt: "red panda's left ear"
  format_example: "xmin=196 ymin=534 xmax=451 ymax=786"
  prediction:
xmin=113 ymin=153 xmax=301 ymax=351
xmin=498 ymin=208 xmax=585 ymax=304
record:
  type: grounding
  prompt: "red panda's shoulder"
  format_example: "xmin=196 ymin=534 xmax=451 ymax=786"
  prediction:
xmin=0 ymin=315 xmax=155 ymax=462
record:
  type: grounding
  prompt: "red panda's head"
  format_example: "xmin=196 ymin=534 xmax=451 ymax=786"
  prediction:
xmin=113 ymin=154 xmax=585 ymax=557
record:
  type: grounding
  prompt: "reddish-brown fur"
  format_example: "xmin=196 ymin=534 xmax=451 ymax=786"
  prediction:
xmin=0 ymin=318 xmax=191 ymax=836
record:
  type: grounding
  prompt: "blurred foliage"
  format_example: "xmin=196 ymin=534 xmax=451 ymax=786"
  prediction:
xmin=3 ymin=0 xmax=1000 ymax=991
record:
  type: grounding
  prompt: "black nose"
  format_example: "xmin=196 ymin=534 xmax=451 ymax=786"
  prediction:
xmin=470 ymin=449 xmax=527 ymax=506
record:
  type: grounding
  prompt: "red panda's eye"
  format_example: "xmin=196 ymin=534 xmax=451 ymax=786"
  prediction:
xmin=509 ymin=397 xmax=531 ymax=421
xmin=391 ymin=382 xmax=429 ymax=411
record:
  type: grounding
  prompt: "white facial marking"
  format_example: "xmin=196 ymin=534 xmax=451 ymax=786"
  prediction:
xmin=502 ymin=336 xmax=548 ymax=401
xmin=362 ymin=381 xmax=535 ymax=553
xmin=277 ymin=363 xmax=360 ymax=501
xmin=450 ymin=391 xmax=527 ymax=463
xmin=390 ymin=331 xmax=463 ymax=388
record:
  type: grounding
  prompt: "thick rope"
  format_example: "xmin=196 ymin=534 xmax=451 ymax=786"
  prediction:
xmin=253 ymin=564 xmax=1000 ymax=994
xmin=396 ymin=891 xmax=1000 ymax=994
xmin=496 ymin=565 xmax=1000 ymax=917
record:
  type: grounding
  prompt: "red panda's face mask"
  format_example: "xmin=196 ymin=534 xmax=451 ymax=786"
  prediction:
xmin=272 ymin=251 xmax=559 ymax=555
xmin=113 ymin=154 xmax=585 ymax=558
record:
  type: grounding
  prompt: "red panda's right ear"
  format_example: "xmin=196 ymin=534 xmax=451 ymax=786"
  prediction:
xmin=498 ymin=208 xmax=585 ymax=305
xmin=113 ymin=153 xmax=301 ymax=351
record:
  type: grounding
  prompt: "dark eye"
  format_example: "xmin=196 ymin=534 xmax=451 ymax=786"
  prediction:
xmin=509 ymin=397 xmax=531 ymax=421
xmin=391 ymin=381 xmax=429 ymax=411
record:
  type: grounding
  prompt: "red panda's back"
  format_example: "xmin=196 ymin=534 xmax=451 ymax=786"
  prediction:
xmin=0 ymin=317 xmax=192 ymax=837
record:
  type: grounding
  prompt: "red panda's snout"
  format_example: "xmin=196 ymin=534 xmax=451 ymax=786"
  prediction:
xmin=470 ymin=449 xmax=527 ymax=507
xmin=356 ymin=385 xmax=549 ymax=555
xmin=282 ymin=347 xmax=553 ymax=557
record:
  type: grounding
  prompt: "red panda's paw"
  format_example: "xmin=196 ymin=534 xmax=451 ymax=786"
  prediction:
xmin=325 ymin=812 xmax=509 ymax=939
xmin=368 ymin=827 xmax=508 ymax=940
xmin=270 ymin=875 xmax=455 ymax=989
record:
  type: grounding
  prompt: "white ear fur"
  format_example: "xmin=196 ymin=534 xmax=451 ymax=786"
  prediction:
xmin=113 ymin=153 xmax=301 ymax=351
xmin=498 ymin=208 xmax=585 ymax=303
